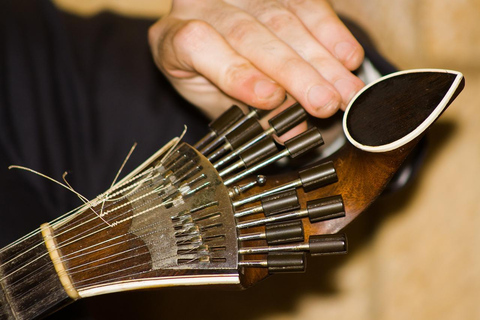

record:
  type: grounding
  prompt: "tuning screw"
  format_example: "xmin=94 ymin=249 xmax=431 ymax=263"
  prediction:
xmin=233 ymin=161 xmax=337 ymax=208
xmin=234 ymin=189 xmax=299 ymax=218
xmin=229 ymin=175 xmax=266 ymax=198
xmin=239 ymin=252 xmax=306 ymax=273
xmin=238 ymin=233 xmax=347 ymax=255
xmin=236 ymin=195 xmax=344 ymax=229
xmin=195 ymin=105 xmax=244 ymax=150
xmin=224 ymin=127 xmax=324 ymax=186
xmin=238 ymin=220 xmax=304 ymax=245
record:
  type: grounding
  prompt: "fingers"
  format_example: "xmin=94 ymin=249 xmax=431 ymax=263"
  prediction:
xmin=227 ymin=0 xmax=364 ymax=111
xmin=202 ymin=3 xmax=343 ymax=117
xmin=282 ymin=0 xmax=365 ymax=71
xmin=149 ymin=0 xmax=366 ymax=120
xmin=149 ymin=17 xmax=286 ymax=113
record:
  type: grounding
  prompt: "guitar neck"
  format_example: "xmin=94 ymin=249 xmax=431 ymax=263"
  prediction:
xmin=0 ymin=232 xmax=72 ymax=320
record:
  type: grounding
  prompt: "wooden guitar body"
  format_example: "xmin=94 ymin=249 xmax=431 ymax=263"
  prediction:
xmin=0 ymin=69 xmax=464 ymax=319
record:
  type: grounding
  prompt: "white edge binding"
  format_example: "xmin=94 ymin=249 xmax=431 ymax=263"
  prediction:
xmin=78 ymin=274 xmax=240 ymax=298
xmin=343 ymin=68 xmax=463 ymax=153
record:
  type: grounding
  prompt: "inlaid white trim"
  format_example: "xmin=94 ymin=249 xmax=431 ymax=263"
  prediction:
xmin=41 ymin=223 xmax=80 ymax=299
xmin=343 ymin=69 xmax=463 ymax=153
xmin=78 ymin=274 xmax=240 ymax=298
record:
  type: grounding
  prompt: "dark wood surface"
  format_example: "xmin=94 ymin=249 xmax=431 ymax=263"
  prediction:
xmin=237 ymin=138 xmax=418 ymax=288
xmin=346 ymin=72 xmax=458 ymax=146
xmin=0 ymin=232 xmax=71 ymax=320
xmin=55 ymin=198 xmax=153 ymax=290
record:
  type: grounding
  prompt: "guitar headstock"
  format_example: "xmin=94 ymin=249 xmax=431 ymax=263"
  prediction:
xmin=42 ymin=69 xmax=464 ymax=298
xmin=344 ymin=69 xmax=465 ymax=152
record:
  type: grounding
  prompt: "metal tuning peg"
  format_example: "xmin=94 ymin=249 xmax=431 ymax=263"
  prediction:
xmin=219 ymin=137 xmax=279 ymax=178
xmin=238 ymin=233 xmax=347 ymax=255
xmin=223 ymin=127 xmax=324 ymax=186
xmin=213 ymin=102 xmax=308 ymax=169
xmin=306 ymin=196 xmax=345 ymax=222
xmin=238 ymin=220 xmax=304 ymax=245
xmin=202 ymin=108 xmax=267 ymax=154
xmin=239 ymin=252 xmax=306 ymax=273
xmin=207 ymin=117 xmax=264 ymax=162
xmin=239 ymin=233 xmax=347 ymax=272
xmin=161 ymin=144 xmax=197 ymax=173
xmin=193 ymin=105 xmax=244 ymax=150
xmin=234 ymin=189 xmax=299 ymax=218
xmin=308 ymin=234 xmax=348 ymax=256
xmin=201 ymin=112 xmax=260 ymax=156
xmin=232 ymin=161 xmax=337 ymax=208
xmin=236 ymin=195 xmax=345 ymax=229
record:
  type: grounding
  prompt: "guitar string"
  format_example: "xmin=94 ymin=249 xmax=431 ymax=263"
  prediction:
xmin=6 ymin=134 xmax=204 ymax=310
xmin=48 ymin=142 xmax=207 ymax=244
xmin=73 ymin=250 xmax=186 ymax=289
xmin=49 ymin=144 xmax=199 ymax=235
xmin=0 ymin=142 xmax=186 ymax=279
xmin=56 ymin=199 xmax=220 ymax=270
xmin=7 ymin=243 xmax=181 ymax=309
xmin=0 ymin=167 xmax=167 ymax=273
xmin=0 ymin=139 xmax=189 ymax=271
xmin=0 ymin=127 xmax=191 ymax=261
xmin=0 ymin=157 xmax=158 ymax=256
xmin=0 ymin=202 xmax=95 ymax=254
xmin=0 ymin=167 xmax=216 ymax=285
xmin=2 ymin=191 xmax=188 ymax=294
xmin=5 ymin=204 xmax=224 ymax=301
xmin=1 ymin=133 xmax=235 ymax=291
xmin=4 ymin=137 xmax=199 ymax=304
xmin=48 ymin=189 xmax=219 ymax=280
xmin=66 ymin=239 xmax=162 ymax=277
xmin=47 ymin=164 xmax=205 ymax=250
xmin=4 ymin=189 xmax=219 ymax=297
xmin=5 ymin=212 xmax=214 ymax=297
xmin=1 ymin=188 xmax=211 ymax=292
xmin=72 ymin=236 xmax=225 ymax=290
xmin=4 ymin=175 xmax=224 ymax=296
xmin=0 ymin=131 xmax=188 ymax=255
xmin=3 ymin=221 xmax=171 ymax=291
xmin=51 ymin=177 xmax=167 ymax=243
xmin=52 ymin=166 xmax=164 ymax=232
xmin=0 ymin=194 xmax=176 ymax=283
xmin=62 ymin=214 xmax=224 ymax=278
xmin=54 ymin=158 xmax=208 ymax=242
xmin=59 ymin=211 xmax=224 ymax=291
xmin=0 ymin=165 xmax=198 ymax=285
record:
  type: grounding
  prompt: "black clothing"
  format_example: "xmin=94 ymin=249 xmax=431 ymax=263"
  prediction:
xmin=0 ymin=0 xmax=209 ymax=246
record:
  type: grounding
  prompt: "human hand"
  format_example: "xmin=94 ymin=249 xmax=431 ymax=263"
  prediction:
xmin=148 ymin=0 xmax=365 ymax=119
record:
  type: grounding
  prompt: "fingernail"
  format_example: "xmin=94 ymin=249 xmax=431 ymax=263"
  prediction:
xmin=255 ymin=80 xmax=280 ymax=100
xmin=307 ymin=85 xmax=337 ymax=112
xmin=335 ymin=78 xmax=360 ymax=104
xmin=334 ymin=42 xmax=356 ymax=63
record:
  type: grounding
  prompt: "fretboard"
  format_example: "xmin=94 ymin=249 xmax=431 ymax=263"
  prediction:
xmin=0 ymin=232 xmax=71 ymax=320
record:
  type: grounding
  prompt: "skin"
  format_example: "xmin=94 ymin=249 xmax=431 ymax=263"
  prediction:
xmin=148 ymin=0 xmax=365 ymax=124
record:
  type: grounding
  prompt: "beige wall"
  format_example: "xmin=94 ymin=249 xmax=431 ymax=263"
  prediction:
xmin=333 ymin=0 xmax=480 ymax=71
xmin=331 ymin=2 xmax=480 ymax=319
xmin=52 ymin=1 xmax=480 ymax=319
xmin=53 ymin=0 xmax=170 ymax=18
